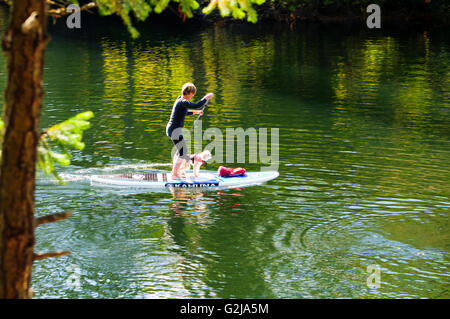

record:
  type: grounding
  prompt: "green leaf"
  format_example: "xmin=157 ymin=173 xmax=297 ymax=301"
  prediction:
xmin=49 ymin=151 xmax=71 ymax=166
xmin=38 ymin=111 xmax=94 ymax=182
xmin=247 ymin=7 xmax=258 ymax=23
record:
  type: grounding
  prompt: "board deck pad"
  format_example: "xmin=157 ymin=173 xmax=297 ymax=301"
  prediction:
xmin=90 ymin=171 xmax=279 ymax=189
xmin=116 ymin=173 xmax=168 ymax=182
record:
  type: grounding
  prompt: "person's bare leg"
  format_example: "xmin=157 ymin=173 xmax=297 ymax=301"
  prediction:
xmin=178 ymin=157 xmax=188 ymax=178
xmin=171 ymin=157 xmax=187 ymax=180
xmin=171 ymin=153 xmax=179 ymax=175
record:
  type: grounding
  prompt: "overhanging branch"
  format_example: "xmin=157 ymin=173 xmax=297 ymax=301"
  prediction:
xmin=47 ymin=1 xmax=96 ymax=17
xmin=33 ymin=251 xmax=71 ymax=261
xmin=35 ymin=210 xmax=73 ymax=227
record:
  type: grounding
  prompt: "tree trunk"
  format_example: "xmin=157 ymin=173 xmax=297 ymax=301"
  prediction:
xmin=0 ymin=0 xmax=48 ymax=298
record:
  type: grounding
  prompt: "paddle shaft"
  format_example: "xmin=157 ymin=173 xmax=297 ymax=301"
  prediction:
xmin=189 ymin=98 xmax=209 ymax=133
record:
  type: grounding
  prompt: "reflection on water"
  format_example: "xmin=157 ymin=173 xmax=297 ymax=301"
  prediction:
xmin=0 ymin=6 xmax=449 ymax=298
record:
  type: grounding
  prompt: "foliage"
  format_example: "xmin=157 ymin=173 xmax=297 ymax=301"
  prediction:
xmin=0 ymin=0 xmax=269 ymax=37
xmin=2 ymin=0 xmax=448 ymax=38
xmin=37 ymin=111 xmax=94 ymax=181
xmin=2 ymin=111 xmax=92 ymax=181
xmin=69 ymin=0 xmax=269 ymax=37
xmin=202 ymin=0 xmax=266 ymax=22
xmin=0 ymin=111 xmax=95 ymax=182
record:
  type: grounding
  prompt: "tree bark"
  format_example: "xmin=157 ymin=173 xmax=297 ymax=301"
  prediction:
xmin=0 ymin=0 xmax=48 ymax=298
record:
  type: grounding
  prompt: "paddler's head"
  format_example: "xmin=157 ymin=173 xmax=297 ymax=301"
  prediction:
xmin=182 ymin=83 xmax=196 ymax=100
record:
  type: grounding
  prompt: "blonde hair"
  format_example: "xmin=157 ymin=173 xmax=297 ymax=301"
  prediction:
xmin=182 ymin=83 xmax=196 ymax=96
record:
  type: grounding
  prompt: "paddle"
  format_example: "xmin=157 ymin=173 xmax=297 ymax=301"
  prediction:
xmin=189 ymin=98 xmax=209 ymax=133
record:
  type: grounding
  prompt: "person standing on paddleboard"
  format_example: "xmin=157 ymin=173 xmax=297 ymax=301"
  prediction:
xmin=166 ymin=83 xmax=214 ymax=180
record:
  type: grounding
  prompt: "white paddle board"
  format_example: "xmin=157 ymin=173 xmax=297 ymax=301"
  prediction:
xmin=90 ymin=171 xmax=279 ymax=189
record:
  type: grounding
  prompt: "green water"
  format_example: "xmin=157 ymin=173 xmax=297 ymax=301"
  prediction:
xmin=0 ymin=9 xmax=449 ymax=298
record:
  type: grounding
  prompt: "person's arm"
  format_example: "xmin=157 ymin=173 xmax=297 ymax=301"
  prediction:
xmin=184 ymin=97 xmax=208 ymax=110
xmin=184 ymin=93 xmax=213 ymax=114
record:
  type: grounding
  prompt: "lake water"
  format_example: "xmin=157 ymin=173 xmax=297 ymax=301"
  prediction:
xmin=0 ymin=7 xmax=449 ymax=298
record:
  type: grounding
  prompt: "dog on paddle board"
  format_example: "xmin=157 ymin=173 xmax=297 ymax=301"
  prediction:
xmin=178 ymin=150 xmax=212 ymax=178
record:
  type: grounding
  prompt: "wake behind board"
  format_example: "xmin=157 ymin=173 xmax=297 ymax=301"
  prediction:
xmin=90 ymin=171 xmax=279 ymax=188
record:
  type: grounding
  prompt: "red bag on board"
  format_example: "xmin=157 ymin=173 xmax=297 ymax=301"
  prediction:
xmin=218 ymin=166 xmax=246 ymax=177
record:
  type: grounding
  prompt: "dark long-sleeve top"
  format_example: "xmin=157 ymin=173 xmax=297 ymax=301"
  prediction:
xmin=166 ymin=96 xmax=207 ymax=137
